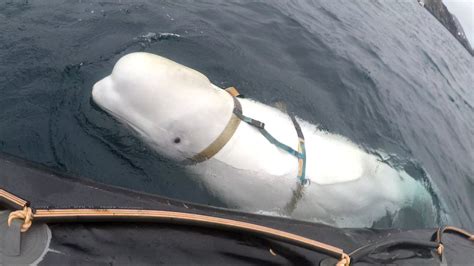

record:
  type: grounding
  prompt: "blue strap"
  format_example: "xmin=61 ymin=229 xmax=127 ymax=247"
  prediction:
xmin=297 ymin=140 xmax=307 ymax=185
xmin=231 ymin=96 xmax=308 ymax=184
xmin=258 ymin=127 xmax=304 ymax=159
xmin=234 ymin=112 xmax=303 ymax=158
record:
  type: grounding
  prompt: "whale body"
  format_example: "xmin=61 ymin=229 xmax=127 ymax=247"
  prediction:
xmin=92 ymin=52 xmax=435 ymax=227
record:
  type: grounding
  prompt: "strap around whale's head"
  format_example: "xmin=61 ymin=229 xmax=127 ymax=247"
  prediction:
xmin=225 ymin=86 xmax=240 ymax=97
xmin=186 ymin=87 xmax=242 ymax=163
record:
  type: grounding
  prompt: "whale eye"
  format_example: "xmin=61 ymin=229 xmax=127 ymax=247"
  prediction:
xmin=173 ymin=137 xmax=181 ymax=144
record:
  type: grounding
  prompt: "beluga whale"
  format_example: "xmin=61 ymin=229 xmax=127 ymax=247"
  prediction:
xmin=92 ymin=52 xmax=436 ymax=228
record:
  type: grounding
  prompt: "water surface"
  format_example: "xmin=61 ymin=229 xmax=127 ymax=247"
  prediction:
xmin=0 ymin=0 xmax=472 ymax=229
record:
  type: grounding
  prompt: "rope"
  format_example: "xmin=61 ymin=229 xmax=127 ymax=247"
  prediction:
xmin=431 ymin=225 xmax=474 ymax=258
xmin=0 ymin=188 xmax=352 ymax=264
xmin=8 ymin=206 xmax=33 ymax=232
xmin=437 ymin=243 xmax=444 ymax=256
xmin=336 ymin=254 xmax=351 ymax=266
xmin=0 ymin=189 xmax=28 ymax=209
xmin=433 ymin=225 xmax=474 ymax=243
xmin=5 ymin=206 xmax=356 ymax=263
xmin=32 ymin=208 xmax=344 ymax=254
xmin=2 ymin=187 xmax=474 ymax=265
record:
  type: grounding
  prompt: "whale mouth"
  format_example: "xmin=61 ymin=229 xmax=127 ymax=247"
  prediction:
xmin=102 ymin=105 xmax=149 ymax=138
xmin=92 ymin=85 xmax=149 ymax=138
xmin=92 ymin=78 xmax=147 ymax=137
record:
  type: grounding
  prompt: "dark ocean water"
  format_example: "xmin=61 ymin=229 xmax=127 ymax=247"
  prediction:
xmin=0 ymin=0 xmax=472 ymax=229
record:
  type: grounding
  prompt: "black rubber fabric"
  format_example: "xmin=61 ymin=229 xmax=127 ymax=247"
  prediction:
xmin=0 ymin=211 xmax=50 ymax=265
xmin=0 ymin=152 xmax=472 ymax=265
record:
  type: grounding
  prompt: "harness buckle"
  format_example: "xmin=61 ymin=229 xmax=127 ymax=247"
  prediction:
xmin=301 ymin=179 xmax=311 ymax=187
xmin=252 ymin=120 xmax=265 ymax=129
xmin=243 ymin=117 xmax=264 ymax=129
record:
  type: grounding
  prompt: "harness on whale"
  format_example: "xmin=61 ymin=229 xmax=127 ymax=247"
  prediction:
xmin=189 ymin=87 xmax=308 ymax=186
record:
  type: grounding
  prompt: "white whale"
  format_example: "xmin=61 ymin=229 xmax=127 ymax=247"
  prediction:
xmin=92 ymin=52 xmax=435 ymax=227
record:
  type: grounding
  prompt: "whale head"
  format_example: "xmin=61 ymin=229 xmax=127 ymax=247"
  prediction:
xmin=92 ymin=52 xmax=233 ymax=160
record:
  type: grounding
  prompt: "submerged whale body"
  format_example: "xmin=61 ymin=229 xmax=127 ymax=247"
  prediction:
xmin=92 ymin=52 xmax=436 ymax=228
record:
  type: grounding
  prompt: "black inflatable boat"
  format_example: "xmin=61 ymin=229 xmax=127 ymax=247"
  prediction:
xmin=0 ymin=152 xmax=472 ymax=265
